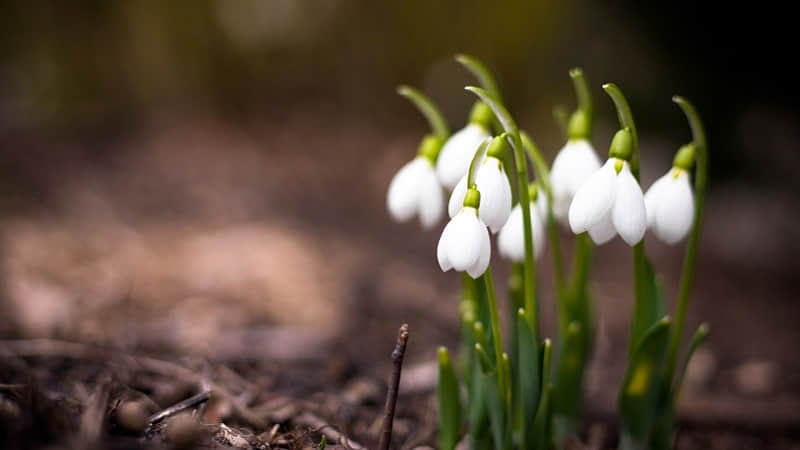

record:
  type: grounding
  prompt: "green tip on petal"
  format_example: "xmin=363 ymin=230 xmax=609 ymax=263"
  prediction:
xmin=463 ymin=187 xmax=481 ymax=209
xmin=672 ymin=143 xmax=696 ymax=171
xmin=609 ymin=127 xmax=634 ymax=161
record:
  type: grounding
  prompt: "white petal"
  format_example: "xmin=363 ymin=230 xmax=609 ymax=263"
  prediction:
xmin=417 ymin=162 xmax=445 ymax=229
xmin=498 ymin=204 xmax=524 ymax=262
xmin=588 ymin=210 xmax=616 ymax=244
xmin=475 ymin=157 xmax=512 ymax=233
xmin=467 ymin=219 xmax=491 ymax=278
xmin=612 ymin=163 xmax=647 ymax=246
xmin=437 ymin=218 xmax=455 ymax=271
xmin=448 ymin=174 xmax=468 ymax=218
xmin=653 ymin=170 xmax=695 ymax=244
xmin=387 ymin=157 xmax=426 ymax=222
xmin=530 ymin=204 xmax=547 ymax=259
xmin=445 ymin=208 xmax=484 ymax=271
xmin=568 ymin=159 xmax=617 ymax=234
xmin=436 ymin=124 xmax=490 ymax=189
xmin=550 ymin=139 xmax=601 ymax=223
xmin=644 ymin=172 xmax=670 ymax=228
xmin=535 ymin=190 xmax=549 ymax=220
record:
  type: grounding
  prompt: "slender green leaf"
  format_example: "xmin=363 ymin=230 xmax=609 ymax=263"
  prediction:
xmin=674 ymin=323 xmax=710 ymax=397
xmin=516 ymin=309 xmax=540 ymax=449
xmin=630 ymin=257 xmax=666 ymax=358
xmin=619 ymin=318 xmax=671 ymax=442
xmin=532 ymin=383 xmax=553 ymax=450
xmin=553 ymin=321 xmax=586 ymax=440
xmin=438 ymin=347 xmax=462 ymax=450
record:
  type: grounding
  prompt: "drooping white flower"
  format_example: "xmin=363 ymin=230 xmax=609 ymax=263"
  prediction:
xmin=436 ymin=123 xmax=491 ymax=189
xmin=387 ymin=156 xmax=444 ymax=229
xmin=550 ymin=139 xmax=602 ymax=224
xmin=644 ymin=168 xmax=694 ymax=244
xmin=447 ymin=156 xmax=512 ymax=233
xmin=568 ymin=158 xmax=647 ymax=246
xmin=437 ymin=206 xmax=491 ymax=279
xmin=497 ymin=193 xmax=548 ymax=262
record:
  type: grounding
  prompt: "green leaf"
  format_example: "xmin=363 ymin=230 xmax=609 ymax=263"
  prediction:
xmin=553 ymin=321 xmax=587 ymax=439
xmin=619 ymin=317 xmax=671 ymax=442
xmin=516 ymin=308 xmax=540 ymax=449
xmin=438 ymin=347 xmax=462 ymax=450
xmin=484 ymin=370 xmax=508 ymax=450
xmin=468 ymin=357 xmax=491 ymax=449
xmin=630 ymin=257 xmax=666 ymax=358
xmin=455 ymin=54 xmax=502 ymax=101
xmin=532 ymin=383 xmax=553 ymax=450
xmin=475 ymin=343 xmax=494 ymax=375
xmin=396 ymin=85 xmax=450 ymax=140
xmin=674 ymin=323 xmax=710 ymax=397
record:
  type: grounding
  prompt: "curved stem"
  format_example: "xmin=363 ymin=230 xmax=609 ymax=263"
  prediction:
xmin=397 ymin=85 xmax=450 ymax=140
xmin=467 ymin=138 xmax=491 ymax=188
xmin=665 ymin=97 xmax=709 ymax=385
xmin=603 ymin=83 xmax=646 ymax=359
xmin=602 ymin=83 xmax=639 ymax=178
xmin=456 ymin=54 xmax=503 ymax=102
xmin=467 ymin=86 xmax=538 ymax=336
xmin=570 ymin=68 xmax=593 ymax=134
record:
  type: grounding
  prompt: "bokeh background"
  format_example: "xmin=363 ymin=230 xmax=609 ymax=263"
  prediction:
xmin=1 ymin=1 xmax=798 ymax=447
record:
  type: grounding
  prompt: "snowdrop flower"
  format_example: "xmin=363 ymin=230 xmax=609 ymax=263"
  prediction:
xmin=387 ymin=135 xmax=445 ymax=229
xmin=568 ymin=129 xmax=647 ymax=246
xmin=438 ymin=187 xmax=491 ymax=279
xmin=550 ymin=138 xmax=602 ymax=223
xmin=447 ymin=136 xmax=512 ymax=233
xmin=498 ymin=184 xmax=548 ymax=262
xmin=644 ymin=144 xmax=696 ymax=244
xmin=436 ymin=102 xmax=493 ymax=189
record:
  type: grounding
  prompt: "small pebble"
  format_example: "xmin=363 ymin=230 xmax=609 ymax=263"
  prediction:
xmin=735 ymin=359 xmax=778 ymax=395
xmin=166 ymin=412 xmax=202 ymax=449
xmin=116 ymin=401 xmax=149 ymax=433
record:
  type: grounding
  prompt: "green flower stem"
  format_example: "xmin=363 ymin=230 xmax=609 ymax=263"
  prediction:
xmin=603 ymin=83 xmax=647 ymax=359
xmin=456 ymin=54 xmax=503 ymax=102
xmin=570 ymin=233 xmax=594 ymax=299
xmin=570 ymin=68 xmax=593 ymax=134
xmin=467 ymin=86 xmax=538 ymax=335
xmin=665 ymin=97 xmax=709 ymax=385
xmin=483 ymin=267 xmax=508 ymax=405
xmin=521 ymin=132 xmax=566 ymax=296
xmin=396 ymin=85 xmax=450 ymax=140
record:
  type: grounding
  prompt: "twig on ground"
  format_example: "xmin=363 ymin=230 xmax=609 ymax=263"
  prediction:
xmin=148 ymin=390 xmax=211 ymax=425
xmin=294 ymin=411 xmax=365 ymax=450
xmin=378 ymin=323 xmax=409 ymax=450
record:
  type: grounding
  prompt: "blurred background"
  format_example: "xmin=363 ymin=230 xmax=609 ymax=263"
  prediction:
xmin=1 ymin=0 xmax=798 ymax=447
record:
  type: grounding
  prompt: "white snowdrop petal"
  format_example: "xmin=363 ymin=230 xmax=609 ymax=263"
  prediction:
xmin=588 ymin=210 xmax=616 ymax=245
xmin=436 ymin=124 xmax=490 ymax=189
xmin=644 ymin=173 xmax=670 ymax=228
xmin=612 ymin=164 xmax=647 ymax=246
xmin=535 ymin=192 xmax=549 ymax=220
xmin=437 ymin=218 xmax=455 ymax=271
xmin=418 ymin=163 xmax=445 ymax=229
xmin=531 ymin=206 xmax=546 ymax=260
xmin=467 ymin=219 xmax=491 ymax=278
xmin=448 ymin=175 xmax=468 ymax=218
xmin=568 ymin=159 xmax=617 ymax=234
xmin=498 ymin=204 xmax=524 ymax=262
xmin=654 ymin=171 xmax=695 ymax=244
xmin=550 ymin=140 xmax=601 ymax=223
xmin=387 ymin=158 xmax=425 ymax=222
xmin=568 ymin=140 xmax=603 ymax=194
xmin=476 ymin=158 xmax=512 ymax=233
xmin=446 ymin=209 xmax=484 ymax=270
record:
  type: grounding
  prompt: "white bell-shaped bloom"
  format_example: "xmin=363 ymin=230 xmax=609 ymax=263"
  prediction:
xmin=568 ymin=158 xmax=647 ymax=246
xmin=435 ymin=124 xmax=491 ymax=189
xmin=447 ymin=156 xmax=512 ymax=233
xmin=497 ymin=194 xmax=548 ymax=262
xmin=387 ymin=156 xmax=445 ymax=229
xmin=437 ymin=207 xmax=491 ymax=278
xmin=550 ymin=139 xmax=602 ymax=224
xmin=644 ymin=168 xmax=694 ymax=244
